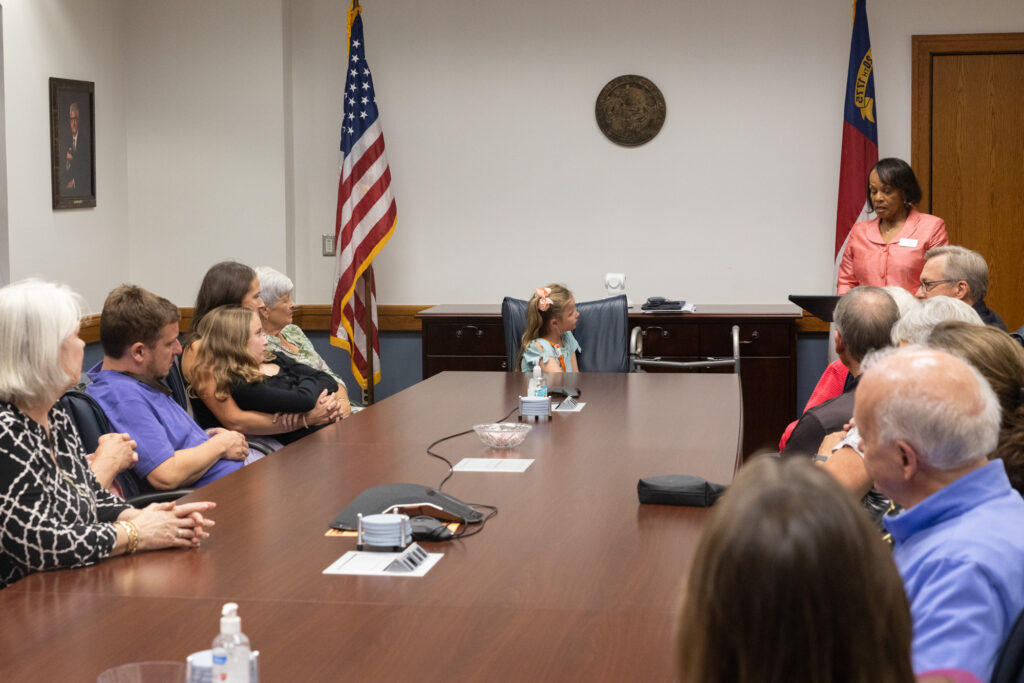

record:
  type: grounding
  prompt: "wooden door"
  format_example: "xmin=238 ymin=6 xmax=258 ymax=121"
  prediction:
xmin=912 ymin=34 xmax=1024 ymax=330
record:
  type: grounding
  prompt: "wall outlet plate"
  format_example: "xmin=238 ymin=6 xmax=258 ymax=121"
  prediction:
xmin=322 ymin=234 xmax=335 ymax=257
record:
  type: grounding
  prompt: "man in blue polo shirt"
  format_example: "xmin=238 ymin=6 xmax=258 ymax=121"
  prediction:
xmin=87 ymin=285 xmax=249 ymax=490
xmin=854 ymin=347 xmax=1024 ymax=681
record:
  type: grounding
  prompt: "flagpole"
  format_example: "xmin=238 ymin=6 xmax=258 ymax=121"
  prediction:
xmin=362 ymin=272 xmax=375 ymax=405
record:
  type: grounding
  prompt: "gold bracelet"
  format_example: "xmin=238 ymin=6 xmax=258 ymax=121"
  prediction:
xmin=117 ymin=520 xmax=140 ymax=555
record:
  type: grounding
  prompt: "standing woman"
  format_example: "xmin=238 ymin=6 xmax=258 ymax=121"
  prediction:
xmin=0 ymin=280 xmax=215 ymax=589
xmin=837 ymin=158 xmax=948 ymax=294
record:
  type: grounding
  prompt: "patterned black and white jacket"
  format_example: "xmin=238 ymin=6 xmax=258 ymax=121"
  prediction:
xmin=0 ymin=401 xmax=129 ymax=589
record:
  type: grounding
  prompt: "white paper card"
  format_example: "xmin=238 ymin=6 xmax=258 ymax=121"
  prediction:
xmin=453 ymin=458 xmax=534 ymax=472
xmin=323 ymin=550 xmax=442 ymax=577
xmin=554 ymin=401 xmax=586 ymax=412
xmin=898 ymin=238 xmax=918 ymax=247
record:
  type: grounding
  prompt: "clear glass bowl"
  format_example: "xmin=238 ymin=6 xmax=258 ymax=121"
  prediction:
xmin=473 ymin=422 xmax=532 ymax=449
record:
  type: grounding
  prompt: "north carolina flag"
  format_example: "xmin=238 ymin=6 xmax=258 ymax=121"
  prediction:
xmin=834 ymin=0 xmax=878 ymax=280
xmin=330 ymin=0 xmax=397 ymax=391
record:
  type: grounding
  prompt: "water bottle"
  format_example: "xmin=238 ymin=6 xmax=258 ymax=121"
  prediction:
xmin=533 ymin=364 xmax=548 ymax=398
xmin=212 ymin=602 xmax=251 ymax=682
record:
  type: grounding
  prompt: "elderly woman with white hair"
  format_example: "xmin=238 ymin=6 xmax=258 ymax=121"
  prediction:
xmin=0 ymin=279 xmax=216 ymax=589
xmin=890 ymin=295 xmax=983 ymax=346
xmin=255 ymin=266 xmax=353 ymax=415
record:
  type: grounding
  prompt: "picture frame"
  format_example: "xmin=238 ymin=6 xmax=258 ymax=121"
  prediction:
xmin=49 ymin=77 xmax=96 ymax=209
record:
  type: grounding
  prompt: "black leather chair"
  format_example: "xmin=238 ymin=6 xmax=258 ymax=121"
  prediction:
xmin=574 ymin=295 xmax=629 ymax=372
xmin=501 ymin=297 xmax=529 ymax=371
xmin=58 ymin=390 xmax=193 ymax=507
xmin=992 ymin=606 xmax=1024 ymax=683
xmin=165 ymin=354 xmax=193 ymax=417
xmin=501 ymin=294 xmax=629 ymax=373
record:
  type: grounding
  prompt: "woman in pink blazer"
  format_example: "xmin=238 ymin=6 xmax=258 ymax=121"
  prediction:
xmin=837 ymin=158 xmax=948 ymax=295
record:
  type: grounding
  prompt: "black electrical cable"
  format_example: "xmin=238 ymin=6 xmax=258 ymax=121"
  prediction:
xmin=423 ymin=405 xmax=517 ymax=539
xmin=426 ymin=405 xmax=518 ymax=491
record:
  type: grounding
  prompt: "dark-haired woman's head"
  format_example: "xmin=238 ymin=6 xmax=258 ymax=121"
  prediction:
xmin=676 ymin=456 xmax=914 ymax=683
xmin=191 ymin=261 xmax=262 ymax=333
xmin=866 ymin=158 xmax=922 ymax=219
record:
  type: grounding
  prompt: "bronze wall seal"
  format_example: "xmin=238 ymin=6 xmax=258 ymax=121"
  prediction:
xmin=595 ymin=75 xmax=666 ymax=146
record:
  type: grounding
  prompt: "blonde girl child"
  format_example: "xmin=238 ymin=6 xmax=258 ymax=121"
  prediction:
xmin=516 ymin=285 xmax=580 ymax=373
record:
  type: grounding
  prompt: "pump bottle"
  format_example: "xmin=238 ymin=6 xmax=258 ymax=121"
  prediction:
xmin=212 ymin=602 xmax=251 ymax=682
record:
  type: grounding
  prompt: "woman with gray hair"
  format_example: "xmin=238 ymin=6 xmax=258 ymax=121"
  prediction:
xmin=255 ymin=266 xmax=352 ymax=415
xmin=890 ymin=296 xmax=983 ymax=346
xmin=0 ymin=280 xmax=216 ymax=589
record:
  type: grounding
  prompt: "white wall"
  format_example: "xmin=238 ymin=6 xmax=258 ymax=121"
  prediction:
xmin=289 ymin=0 xmax=1024 ymax=306
xmin=1 ymin=0 xmax=130 ymax=310
xmin=0 ymin=5 xmax=8 ymax=285
xmin=123 ymin=0 xmax=289 ymax=305
xmin=3 ymin=0 xmax=1023 ymax=309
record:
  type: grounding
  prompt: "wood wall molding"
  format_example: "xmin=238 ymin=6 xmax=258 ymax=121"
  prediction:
xmin=79 ymin=305 xmax=432 ymax=344
xmin=795 ymin=312 xmax=830 ymax=333
xmin=80 ymin=304 xmax=822 ymax=341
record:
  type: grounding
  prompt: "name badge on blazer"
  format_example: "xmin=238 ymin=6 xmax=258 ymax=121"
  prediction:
xmin=898 ymin=238 xmax=918 ymax=247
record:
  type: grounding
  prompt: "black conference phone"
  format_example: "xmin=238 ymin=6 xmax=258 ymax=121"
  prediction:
xmin=641 ymin=296 xmax=684 ymax=311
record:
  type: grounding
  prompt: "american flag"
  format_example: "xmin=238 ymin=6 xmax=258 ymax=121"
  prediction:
xmin=330 ymin=1 xmax=396 ymax=391
xmin=833 ymin=0 xmax=877 ymax=287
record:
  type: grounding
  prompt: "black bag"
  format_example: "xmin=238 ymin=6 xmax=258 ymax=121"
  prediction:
xmin=637 ymin=474 xmax=726 ymax=507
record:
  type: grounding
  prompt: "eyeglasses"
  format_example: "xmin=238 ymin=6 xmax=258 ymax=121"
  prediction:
xmin=918 ymin=279 xmax=956 ymax=293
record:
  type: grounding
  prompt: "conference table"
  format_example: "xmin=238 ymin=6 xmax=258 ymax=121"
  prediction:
xmin=0 ymin=371 xmax=741 ymax=681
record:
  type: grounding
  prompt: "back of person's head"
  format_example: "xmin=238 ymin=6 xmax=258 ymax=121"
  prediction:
xmin=191 ymin=261 xmax=257 ymax=333
xmin=925 ymin=245 xmax=989 ymax=301
xmin=0 ymin=279 xmax=84 ymax=406
xmin=867 ymin=157 xmax=922 ymax=209
xmin=882 ymin=285 xmax=920 ymax=319
xmin=516 ymin=284 xmax=574 ymax=369
xmin=254 ymin=266 xmax=294 ymax=309
xmin=833 ymin=286 xmax=899 ymax=362
xmin=676 ymin=456 xmax=914 ymax=683
xmin=192 ymin=305 xmax=264 ymax=399
xmin=891 ymin=296 xmax=983 ymax=346
xmin=861 ymin=347 xmax=1000 ymax=471
xmin=100 ymin=285 xmax=180 ymax=359
xmin=926 ymin=321 xmax=1024 ymax=492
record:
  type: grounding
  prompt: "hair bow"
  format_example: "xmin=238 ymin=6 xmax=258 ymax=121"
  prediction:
xmin=535 ymin=287 xmax=553 ymax=312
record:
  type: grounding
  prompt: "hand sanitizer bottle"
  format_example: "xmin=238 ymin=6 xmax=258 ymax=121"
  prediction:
xmin=532 ymin=364 xmax=547 ymax=398
xmin=212 ymin=602 xmax=251 ymax=682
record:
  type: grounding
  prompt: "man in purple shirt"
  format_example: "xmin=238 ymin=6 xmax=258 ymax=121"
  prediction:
xmin=86 ymin=285 xmax=249 ymax=490
xmin=854 ymin=347 xmax=1024 ymax=680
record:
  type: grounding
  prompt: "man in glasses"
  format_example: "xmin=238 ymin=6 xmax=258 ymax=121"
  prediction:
xmin=916 ymin=245 xmax=1006 ymax=330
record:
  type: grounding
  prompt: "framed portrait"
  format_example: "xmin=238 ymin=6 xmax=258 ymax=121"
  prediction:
xmin=49 ymin=77 xmax=96 ymax=209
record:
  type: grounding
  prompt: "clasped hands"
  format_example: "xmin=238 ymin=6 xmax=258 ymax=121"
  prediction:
xmin=124 ymin=501 xmax=217 ymax=551
xmin=273 ymin=388 xmax=349 ymax=431
xmin=88 ymin=432 xmax=138 ymax=475
xmin=205 ymin=428 xmax=250 ymax=461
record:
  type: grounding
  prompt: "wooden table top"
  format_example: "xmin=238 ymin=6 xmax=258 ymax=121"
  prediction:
xmin=0 ymin=372 xmax=741 ymax=681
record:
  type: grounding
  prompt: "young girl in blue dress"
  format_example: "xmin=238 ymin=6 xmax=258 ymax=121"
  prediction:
xmin=517 ymin=284 xmax=581 ymax=373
